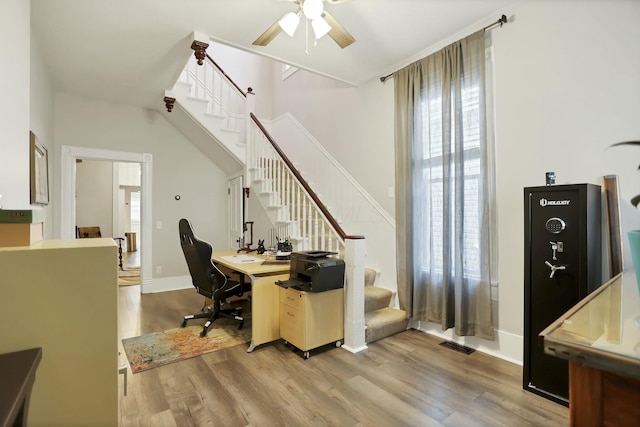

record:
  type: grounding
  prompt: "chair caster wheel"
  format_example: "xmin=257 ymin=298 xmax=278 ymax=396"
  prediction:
xmin=181 ymin=320 xmax=187 ymax=328
xmin=200 ymin=330 xmax=207 ymax=338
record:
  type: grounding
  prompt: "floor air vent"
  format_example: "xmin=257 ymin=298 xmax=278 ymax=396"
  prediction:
xmin=439 ymin=341 xmax=475 ymax=355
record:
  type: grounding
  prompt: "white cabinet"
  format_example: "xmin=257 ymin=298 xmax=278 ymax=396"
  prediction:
xmin=0 ymin=238 xmax=118 ymax=426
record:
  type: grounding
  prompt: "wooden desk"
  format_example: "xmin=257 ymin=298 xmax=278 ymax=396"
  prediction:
xmin=0 ymin=347 xmax=42 ymax=427
xmin=541 ymin=271 xmax=640 ymax=426
xmin=212 ymin=251 xmax=290 ymax=352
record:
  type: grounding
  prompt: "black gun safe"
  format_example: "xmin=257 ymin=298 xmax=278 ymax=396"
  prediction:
xmin=523 ymin=183 xmax=601 ymax=405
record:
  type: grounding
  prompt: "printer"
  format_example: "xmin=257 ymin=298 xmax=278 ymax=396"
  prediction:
xmin=276 ymin=251 xmax=345 ymax=292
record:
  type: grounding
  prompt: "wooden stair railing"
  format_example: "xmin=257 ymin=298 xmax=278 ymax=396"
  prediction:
xmin=205 ymin=53 xmax=252 ymax=98
xmin=173 ymin=47 xmax=363 ymax=251
xmin=249 ymin=113 xmax=363 ymax=245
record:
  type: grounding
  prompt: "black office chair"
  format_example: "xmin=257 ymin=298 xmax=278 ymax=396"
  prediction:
xmin=178 ymin=218 xmax=248 ymax=337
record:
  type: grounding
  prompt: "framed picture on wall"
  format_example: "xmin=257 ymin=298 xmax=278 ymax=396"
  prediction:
xmin=30 ymin=131 xmax=49 ymax=205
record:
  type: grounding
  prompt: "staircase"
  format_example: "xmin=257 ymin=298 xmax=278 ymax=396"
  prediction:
xmin=164 ymin=40 xmax=406 ymax=345
xmin=364 ymin=268 xmax=408 ymax=343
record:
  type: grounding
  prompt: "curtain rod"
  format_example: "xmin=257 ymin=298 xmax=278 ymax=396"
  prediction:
xmin=379 ymin=14 xmax=508 ymax=83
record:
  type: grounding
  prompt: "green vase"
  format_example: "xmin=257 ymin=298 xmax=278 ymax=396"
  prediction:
xmin=629 ymin=230 xmax=640 ymax=291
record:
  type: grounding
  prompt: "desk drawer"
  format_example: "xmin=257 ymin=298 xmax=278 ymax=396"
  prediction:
xmin=279 ymin=287 xmax=304 ymax=310
xmin=280 ymin=304 xmax=304 ymax=343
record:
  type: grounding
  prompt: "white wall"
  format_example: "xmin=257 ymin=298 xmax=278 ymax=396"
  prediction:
xmin=53 ymin=93 xmax=230 ymax=279
xmin=76 ymin=160 xmax=114 ymax=236
xmin=30 ymin=30 xmax=55 ymax=238
xmin=492 ymin=0 xmax=640 ymax=340
xmin=265 ymin=0 xmax=640 ymax=361
xmin=0 ymin=1 xmax=31 ymax=210
xmin=270 ymin=70 xmax=396 ymax=217
xmin=0 ymin=2 xmax=54 ymax=237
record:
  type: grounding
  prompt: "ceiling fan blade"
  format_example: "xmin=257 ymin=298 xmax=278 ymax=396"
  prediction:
xmin=252 ymin=17 xmax=285 ymax=46
xmin=322 ymin=11 xmax=355 ymax=48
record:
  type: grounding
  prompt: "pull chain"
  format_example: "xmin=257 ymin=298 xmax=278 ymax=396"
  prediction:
xmin=305 ymin=18 xmax=309 ymax=55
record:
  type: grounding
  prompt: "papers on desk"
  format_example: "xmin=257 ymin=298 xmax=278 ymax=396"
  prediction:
xmin=219 ymin=254 xmax=263 ymax=264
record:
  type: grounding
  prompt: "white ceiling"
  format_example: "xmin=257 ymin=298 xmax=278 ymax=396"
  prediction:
xmin=31 ymin=0 xmax=517 ymax=109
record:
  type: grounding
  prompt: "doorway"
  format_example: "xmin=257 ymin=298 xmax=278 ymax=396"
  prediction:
xmin=60 ymin=145 xmax=153 ymax=292
xmin=76 ymin=159 xmax=142 ymax=281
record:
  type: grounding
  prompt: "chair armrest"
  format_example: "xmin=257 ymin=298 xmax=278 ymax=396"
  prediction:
xmin=220 ymin=278 xmax=244 ymax=299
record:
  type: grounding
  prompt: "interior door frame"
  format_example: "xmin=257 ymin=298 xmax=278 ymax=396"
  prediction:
xmin=61 ymin=145 xmax=153 ymax=292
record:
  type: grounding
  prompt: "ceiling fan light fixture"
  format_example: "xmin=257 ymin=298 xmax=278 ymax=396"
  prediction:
xmin=279 ymin=11 xmax=301 ymax=37
xmin=302 ymin=0 xmax=324 ymax=20
xmin=311 ymin=17 xmax=331 ymax=40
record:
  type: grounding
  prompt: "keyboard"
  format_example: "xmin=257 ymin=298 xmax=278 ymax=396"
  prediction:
xmin=261 ymin=260 xmax=290 ymax=265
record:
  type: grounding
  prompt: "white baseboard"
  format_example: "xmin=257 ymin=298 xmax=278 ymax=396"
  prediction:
xmin=142 ymin=275 xmax=192 ymax=294
xmin=412 ymin=320 xmax=523 ymax=365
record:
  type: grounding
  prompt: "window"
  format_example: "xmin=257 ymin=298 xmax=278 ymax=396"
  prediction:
xmin=418 ymin=82 xmax=483 ymax=280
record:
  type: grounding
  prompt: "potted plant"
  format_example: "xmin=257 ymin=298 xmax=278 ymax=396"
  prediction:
xmin=609 ymin=141 xmax=640 ymax=207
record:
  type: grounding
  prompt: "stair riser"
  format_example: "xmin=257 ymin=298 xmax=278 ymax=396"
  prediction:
xmin=365 ymin=297 xmax=392 ymax=313
xmin=365 ymin=308 xmax=408 ymax=344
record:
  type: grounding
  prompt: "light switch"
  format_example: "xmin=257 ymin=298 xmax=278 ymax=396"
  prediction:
xmin=156 ymin=221 xmax=162 ymax=229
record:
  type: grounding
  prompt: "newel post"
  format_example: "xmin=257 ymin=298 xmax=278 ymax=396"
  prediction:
xmin=190 ymin=40 xmax=209 ymax=65
xmin=342 ymin=236 xmax=367 ymax=353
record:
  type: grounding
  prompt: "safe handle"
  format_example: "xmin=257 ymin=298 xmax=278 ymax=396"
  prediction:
xmin=545 ymin=261 xmax=566 ymax=278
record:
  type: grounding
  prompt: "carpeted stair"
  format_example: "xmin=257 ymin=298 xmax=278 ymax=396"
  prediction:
xmin=364 ymin=268 xmax=408 ymax=344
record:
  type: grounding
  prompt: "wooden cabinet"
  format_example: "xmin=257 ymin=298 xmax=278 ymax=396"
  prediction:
xmin=541 ymin=271 xmax=640 ymax=427
xmin=279 ymin=286 xmax=344 ymax=358
xmin=569 ymin=361 xmax=640 ymax=427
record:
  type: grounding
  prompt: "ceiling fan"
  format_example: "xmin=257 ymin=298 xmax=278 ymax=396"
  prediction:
xmin=252 ymin=0 xmax=355 ymax=49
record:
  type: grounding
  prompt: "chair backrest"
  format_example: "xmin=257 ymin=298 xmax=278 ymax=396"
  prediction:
xmin=178 ymin=218 xmax=227 ymax=296
xmin=77 ymin=226 xmax=102 ymax=238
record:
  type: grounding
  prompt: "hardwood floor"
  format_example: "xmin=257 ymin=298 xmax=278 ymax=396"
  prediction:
xmin=118 ymin=286 xmax=568 ymax=426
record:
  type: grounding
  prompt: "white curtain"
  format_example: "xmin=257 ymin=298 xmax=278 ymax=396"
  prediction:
xmin=394 ymin=30 xmax=496 ymax=339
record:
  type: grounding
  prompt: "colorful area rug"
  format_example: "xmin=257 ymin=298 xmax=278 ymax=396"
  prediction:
xmin=122 ymin=320 xmax=251 ymax=373
xmin=118 ymin=267 xmax=140 ymax=286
